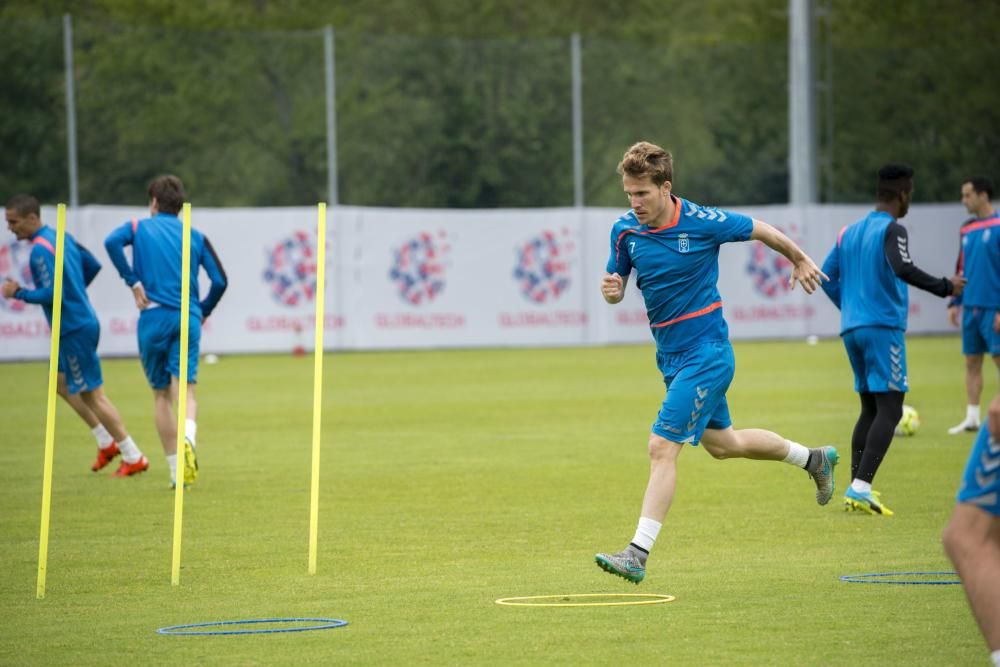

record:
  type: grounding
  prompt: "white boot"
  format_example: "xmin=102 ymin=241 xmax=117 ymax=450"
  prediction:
xmin=948 ymin=405 xmax=981 ymax=435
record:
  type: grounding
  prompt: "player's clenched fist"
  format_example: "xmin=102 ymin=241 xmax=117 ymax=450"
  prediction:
xmin=601 ymin=272 xmax=625 ymax=304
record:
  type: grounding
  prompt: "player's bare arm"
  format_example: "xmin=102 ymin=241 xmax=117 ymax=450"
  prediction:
xmin=1 ymin=278 xmax=19 ymax=299
xmin=132 ymin=281 xmax=150 ymax=309
xmin=948 ymin=304 xmax=961 ymax=327
xmin=601 ymin=272 xmax=627 ymax=304
xmin=750 ymin=219 xmax=828 ymax=294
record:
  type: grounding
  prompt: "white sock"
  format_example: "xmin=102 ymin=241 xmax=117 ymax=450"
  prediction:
xmin=850 ymin=479 xmax=872 ymax=494
xmin=92 ymin=424 xmax=114 ymax=448
xmin=185 ymin=419 xmax=198 ymax=447
xmin=117 ymin=436 xmax=142 ymax=464
xmin=782 ymin=441 xmax=810 ymax=469
xmin=166 ymin=454 xmax=178 ymax=483
xmin=992 ymin=649 xmax=1000 ymax=667
xmin=631 ymin=517 xmax=662 ymax=553
xmin=967 ymin=405 xmax=981 ymax=423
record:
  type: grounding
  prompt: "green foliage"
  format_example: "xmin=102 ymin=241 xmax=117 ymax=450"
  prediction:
xmin=71 ymin=20 xmax=327 ymax=206
xmin=0 ymin=1 xmax=997 ymax=206
xmin=0 ymin=16 xmax=67 ymax=201
xmin=821 ymin=0 xmax=1000 ymax=202
xmin=0 ymin=338 xmax=992 ymax=664
xmin=337 ymin=33 xmax=573 ymax=207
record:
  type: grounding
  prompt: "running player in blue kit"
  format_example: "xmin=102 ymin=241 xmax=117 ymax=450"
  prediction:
xmin=3 ymin=194 xmax=149 ymax=477
xmin=822 ymin=164 xmax=964 ymax=516
xmin=105 ymin=175 xmax=227 ymax=488
xmin=594 ymin=142 xmax=835 ymax=584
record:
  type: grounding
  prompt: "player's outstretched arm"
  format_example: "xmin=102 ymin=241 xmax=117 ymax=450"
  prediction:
xmin=750 ymin=220 xmax=828 ymax=294
xmin=601 ymin=272 xmax=627 ymax=304
xmin=883 ymin=222 xmax=965 ymax=299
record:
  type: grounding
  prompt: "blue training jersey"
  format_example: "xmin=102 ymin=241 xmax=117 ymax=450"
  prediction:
xmin=956 ymin=213 xmax=1000 ymax=308
xmin=606 ymin=195 xmax=754 ymax=353
xmin=15 ymin=225 xmax=100 ymax=336
xmin=104 ymin=212 xmax=228 ymax=319
xmin=821 ymin=210 xmax=907 ymax=334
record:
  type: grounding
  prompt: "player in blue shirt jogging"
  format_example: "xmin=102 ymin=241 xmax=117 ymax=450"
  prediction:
xmin=594 ymin=142 xmax=835 ymax=584
xmin=947 ymin=177 xmax=999 ymax=435
xmin=821 ymin=164 xmax=965 ymax=516
xmin=105 ymin=175 xmax=228 ymax=488
xmin=3 ymin=194 xmax=149 ymax=477
xmin=943 ymin=383 xmax=1000 ymax=667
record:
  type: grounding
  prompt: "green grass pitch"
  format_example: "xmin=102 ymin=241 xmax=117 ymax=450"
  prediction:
xmin=0 ymin=336 xmax=994 ymax=665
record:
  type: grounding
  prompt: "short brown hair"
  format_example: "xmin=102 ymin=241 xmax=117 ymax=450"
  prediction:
xmin=617 ymin=142 xmax=674 ymax=186
xmin=147 ymin=175 xmax=186 ymax=214
xmin=5 ymin=194 xmax=40 ymax=217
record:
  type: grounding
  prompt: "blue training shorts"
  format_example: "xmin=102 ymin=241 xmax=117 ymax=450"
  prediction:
xmin=956 ymin=421 xmax=1000 ymax=517
xmin=843 ymin=326 xmax=908 ymax=394
xmin=137 ymin=307 xmax=201 ymax=390
xmin=652 ymin=340 xmax=735 ymax=445
xmin=961 ymin=307 xmax=1000 ymax=356
xmin=59 ymin=319 xmax=103 ymax=395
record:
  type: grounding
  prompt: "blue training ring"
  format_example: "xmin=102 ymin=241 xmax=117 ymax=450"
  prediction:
xmin=157 ymin=618 xmax=348 ymax=636
xmin=839 ymin=571 xmax=960 ymax=585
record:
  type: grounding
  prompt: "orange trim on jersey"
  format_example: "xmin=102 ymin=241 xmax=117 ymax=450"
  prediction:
xmin=614 ymin=196 xmax=684 ymax=263
xmin=836 ymin=225 xmax=849 ymax=247
xmin=32 ymin=236 xmax=56 ymax=255
xmin=650 ymin=301 xmax=723 ymax=329
xmin=131 ymin=217 xmax=140 ymax=233
xmin=659 ymin=195 xmax=682 ymax=230
xmin=960 ymin=215 xmax=1000 ymax=236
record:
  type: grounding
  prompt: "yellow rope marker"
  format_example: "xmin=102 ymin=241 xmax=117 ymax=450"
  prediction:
xmin=495 ymin=593 xmax=676 ymax=607
xmin=171 ymin=202 xmax=193 ymax=586
xmin=36 ymin=203 xmax=68 ymax=600
xmin=308 ymin=202 xmax=327 ymax=575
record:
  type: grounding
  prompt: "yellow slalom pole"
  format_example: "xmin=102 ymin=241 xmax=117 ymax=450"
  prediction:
xmin=308 ymin=202 xmax=327 ymax=574
xmin=36 ymin=203 xmax=68 ymax=599
xmin=171 ymin=202 xmax=193 ymax=586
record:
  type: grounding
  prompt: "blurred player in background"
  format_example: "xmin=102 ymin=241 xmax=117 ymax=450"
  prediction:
xmin=821 ymin=164 xmax=965 ymax=516
xmin=947 ymin=176 xmax=999 ymax=435
xmin=594 ymin=141 xmax=836 ymax=585
xmin=3 ymin=194 xmax=148 ymax=476
xmin=943 ymin=382 xmax=1000 ymax=667
xmin=104 ymin=176 xmax=227 ymax=488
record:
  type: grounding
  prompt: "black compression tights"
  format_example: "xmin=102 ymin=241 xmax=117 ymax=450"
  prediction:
xmin=850 ymin=391 xmax=904 ymax=484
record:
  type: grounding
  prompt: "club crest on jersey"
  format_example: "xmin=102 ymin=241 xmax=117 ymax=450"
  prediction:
xmin=678 ymin=233 xmax=690 ymax=253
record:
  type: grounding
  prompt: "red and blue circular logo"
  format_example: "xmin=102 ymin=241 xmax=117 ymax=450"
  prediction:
xmin=262 ymin=230 xmax=317 ymax=307
xmin=746 ymin=224 xmax=800 ymax=298
xmin=0 ymin=240 xmax=33 ymax=313
xmin=513 ymin=229 xmax=574 ymax=303
xmin=389 ymin=231 xmax=450 ymax=306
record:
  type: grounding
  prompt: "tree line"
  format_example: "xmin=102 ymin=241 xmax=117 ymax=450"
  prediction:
xmin=1 ymin=0 xmax=997 ymax=208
